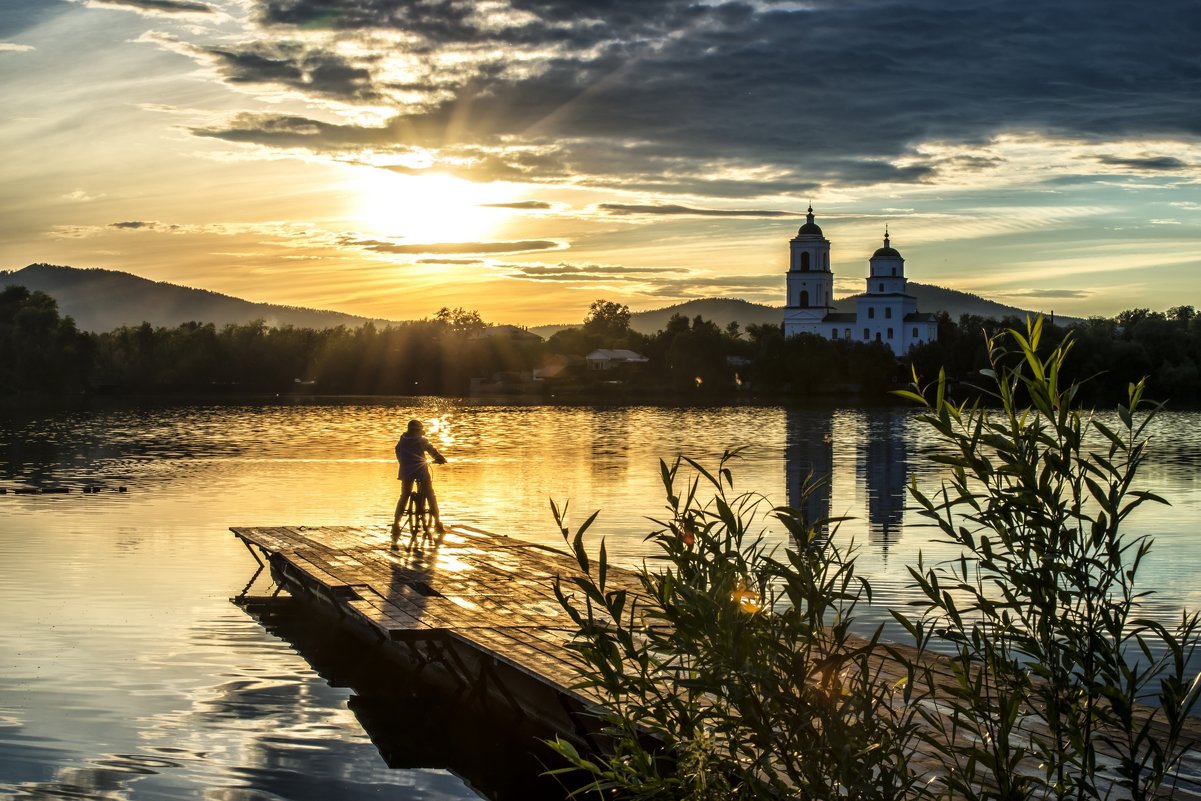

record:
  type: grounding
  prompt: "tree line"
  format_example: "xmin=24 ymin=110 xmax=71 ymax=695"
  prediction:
xmin=2 ymin=284 xmax=1198 ymax=405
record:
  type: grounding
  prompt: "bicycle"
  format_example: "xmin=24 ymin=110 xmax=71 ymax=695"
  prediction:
xmin=400 ymin=476 xmax=435 ymax=540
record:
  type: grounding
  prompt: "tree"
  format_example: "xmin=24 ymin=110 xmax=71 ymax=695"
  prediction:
xmin=583 ymin=299 xmax=632 ymax=341
xmin=435 ymin=307 xmax=486 ymax=337
xmin=0 ymin=286 xmax=93 ymax=394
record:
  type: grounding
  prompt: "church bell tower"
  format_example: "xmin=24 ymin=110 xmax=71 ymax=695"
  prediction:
xmin=783 ymin=206 xmax=834 ymax=337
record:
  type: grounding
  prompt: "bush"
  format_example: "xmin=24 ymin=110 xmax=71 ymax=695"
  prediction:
xmin=547 ymin=451 xmax=924 ymax=800
xmin=895 ymin=316 xmax=1201 ymax=801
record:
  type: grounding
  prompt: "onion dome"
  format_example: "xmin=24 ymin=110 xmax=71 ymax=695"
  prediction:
xmin=797 ymin=205 xmax=823 ymax=236
xmin=872 ymin=228 xmax=901 ymax=259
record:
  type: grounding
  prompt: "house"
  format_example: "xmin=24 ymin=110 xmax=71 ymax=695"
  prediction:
xmin=585 ymin=349 xmax=650 ymax=371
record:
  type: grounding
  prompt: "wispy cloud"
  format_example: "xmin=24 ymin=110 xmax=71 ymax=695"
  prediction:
xmin=480 ymin=201 xmax=552 ymax=210
xmin=599 ymin=204 xmax=793 ymax=218
xmin=110 ymin=220 xmax=177 ymax=230
xmin=999 ymin=288 xmax=1092 ymax=300
xmin=81 ymin=0 xmax=216 ymax=15
xmin=1098 ymin=155 xmax=1188 ymax=172
xmin=347 ymin=238 xmax=563 ymax=255
xmin=504 ymin=262 xmax=677 ymax=281
xmin=0 ymin=43 xmax=35 ymax=52
xmin=63 ymin=189 xmax=103 ymax=202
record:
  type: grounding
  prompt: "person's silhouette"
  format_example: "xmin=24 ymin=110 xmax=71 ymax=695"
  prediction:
xmin=392 ymin=419 xmax=447 ymax=534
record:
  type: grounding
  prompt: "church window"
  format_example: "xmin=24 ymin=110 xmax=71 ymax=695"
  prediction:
xmin=801 ymin=252 xmax=810 ymax=271
xmin=799 ymin=290 xmax=809 ymax=308
xmin=887 ymin=328 xmax=894 ymax=339
xmin=844 ymin=328 xmax=851 ymax=339
xmin=823 ymin=253 xmax=829 ymax=269
xmin=878 ymin=283 xmax=884 ymax=292
xmin=831 ymin=328 xmax=838 ymax=338
xmin=863 ymin=328 xmax=869 ymax=340
xmin=891 ymin=267 xmax=897 ymax=276
xmin=875 ymin=332 xmax=882 ymax=342
xmin=868 ymin=307 xmax=875 ymax=319
xmin=912 ymin=327 xmax=918 ymax=338
xmin=885 ymin=307 xmax=892 ymax=319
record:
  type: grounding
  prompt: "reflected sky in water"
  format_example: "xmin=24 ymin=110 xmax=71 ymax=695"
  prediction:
xmin=1 ymin=398 xmax=1199 ymax=798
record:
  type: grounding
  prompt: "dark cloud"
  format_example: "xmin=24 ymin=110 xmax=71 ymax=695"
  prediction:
xmin=91 ymin=0 xmax=215 ymax=13
xmin=599 ymin=204 xmax=792 ymax=217
xmin=480 ymin=201 xmax=552 ymax=210
xmin=505 ymin=262 xmax=676 ymax=280
xmin=347 ymin=238 xmax=562 ymax=254
xmin=190 ymin=0 xmax=1201 ymax=197
xmin=201 ymin=42 xmax=378 ymax=101
xmin=500 ymin=262 xmax=781 ymax=302
xmin=1098 ymin=155 xmax=1189 ymax=171
xmin=109 ymin=220 xmax=178 ymax=230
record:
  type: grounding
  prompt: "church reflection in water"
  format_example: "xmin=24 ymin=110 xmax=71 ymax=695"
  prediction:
xmin=785 ymin=407 xmax=910 ymax=548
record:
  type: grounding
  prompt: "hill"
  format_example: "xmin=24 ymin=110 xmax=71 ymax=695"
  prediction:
xmin=530 ymin=284 xmax=1078 ymax=338
xmin=1 ymin=264 xmax=399 ymax=333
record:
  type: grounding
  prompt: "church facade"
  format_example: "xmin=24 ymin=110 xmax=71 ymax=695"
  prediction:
xmin=783 ymin=207 xmax=937 ymax=355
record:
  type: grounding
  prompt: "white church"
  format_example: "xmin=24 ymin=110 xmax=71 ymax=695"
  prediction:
xmin=783 ymin=207 xmax=937 ymax=355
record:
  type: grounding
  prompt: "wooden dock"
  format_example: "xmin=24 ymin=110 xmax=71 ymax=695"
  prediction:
xmin=233 ymin=524 xmax=1201 ymax=797
xmin=231 ymin=523 xmax=642 ymax=739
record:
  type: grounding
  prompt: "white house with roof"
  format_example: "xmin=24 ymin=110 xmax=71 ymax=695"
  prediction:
xmin=586 ymin=349 xmax=649 ymax=371
xmin=783 ymin=207 xmax=936 ymax=355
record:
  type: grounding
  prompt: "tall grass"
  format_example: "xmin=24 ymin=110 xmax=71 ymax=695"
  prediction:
xmin=548 ymin=318 xmax=1201 ymax=800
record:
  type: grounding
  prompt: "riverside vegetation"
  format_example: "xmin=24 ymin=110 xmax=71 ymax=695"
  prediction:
xmin=2 ymin=285 xmax=1200 ymax=404
xmin=548 ymin=318 xmax=1201 ymax=800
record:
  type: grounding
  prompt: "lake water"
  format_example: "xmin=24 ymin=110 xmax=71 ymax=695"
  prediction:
xmin=2 ymin=399 xmax=1199 ymax=799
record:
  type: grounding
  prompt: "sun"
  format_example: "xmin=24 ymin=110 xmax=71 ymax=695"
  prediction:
xmin=352 ymin=169 xmax=507 ymax=244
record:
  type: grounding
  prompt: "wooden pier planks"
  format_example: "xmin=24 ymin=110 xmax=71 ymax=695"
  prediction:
xmin=231 ymin=523 xmax=638 ymax=694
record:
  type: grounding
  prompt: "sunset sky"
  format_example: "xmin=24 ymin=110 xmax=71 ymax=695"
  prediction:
xmin=2 ymin=0 xmax=1198 ymax=326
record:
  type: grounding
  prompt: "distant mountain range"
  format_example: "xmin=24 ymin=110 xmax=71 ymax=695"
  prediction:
xmin=3 ymin=263 xmax=1074 ymax=336
xmin=2 ymin=264 xmax=397 ymax=332
xmin=532 ymin=286 xmax=1077 ymax=338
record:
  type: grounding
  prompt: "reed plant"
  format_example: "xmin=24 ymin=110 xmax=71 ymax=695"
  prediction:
xmin=547 ymin=450 xmax=926 ymax=800
xmin=548 ymin=317 xmax=1200 ymax=800
xmin=894 ymin=316 xmax=1201 ymax=801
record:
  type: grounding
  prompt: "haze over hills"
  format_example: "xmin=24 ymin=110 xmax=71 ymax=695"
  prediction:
xmin=3 ymin=263 xmax=1074 ymax=337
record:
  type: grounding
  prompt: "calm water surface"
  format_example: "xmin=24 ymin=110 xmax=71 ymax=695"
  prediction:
xmin=1 ymin=399 xmax=1199 ymax=799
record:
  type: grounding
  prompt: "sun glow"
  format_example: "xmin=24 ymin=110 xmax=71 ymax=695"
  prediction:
xmin=352 ymin=170 xmax=509 ymax=244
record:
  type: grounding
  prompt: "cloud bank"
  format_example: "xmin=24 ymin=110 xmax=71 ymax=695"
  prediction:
xmin=172 ymin=0 xmax=1201 ymax=198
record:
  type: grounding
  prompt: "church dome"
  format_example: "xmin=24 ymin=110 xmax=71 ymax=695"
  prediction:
xmin=871 ymin=230 xmax=902 ymax=259
xmin=797 ymin=205 xmax=823 ymax=236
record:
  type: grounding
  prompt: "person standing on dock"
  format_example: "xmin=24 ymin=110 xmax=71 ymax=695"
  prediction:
xmin=393 ymin=419 xmax=447 ymax=534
